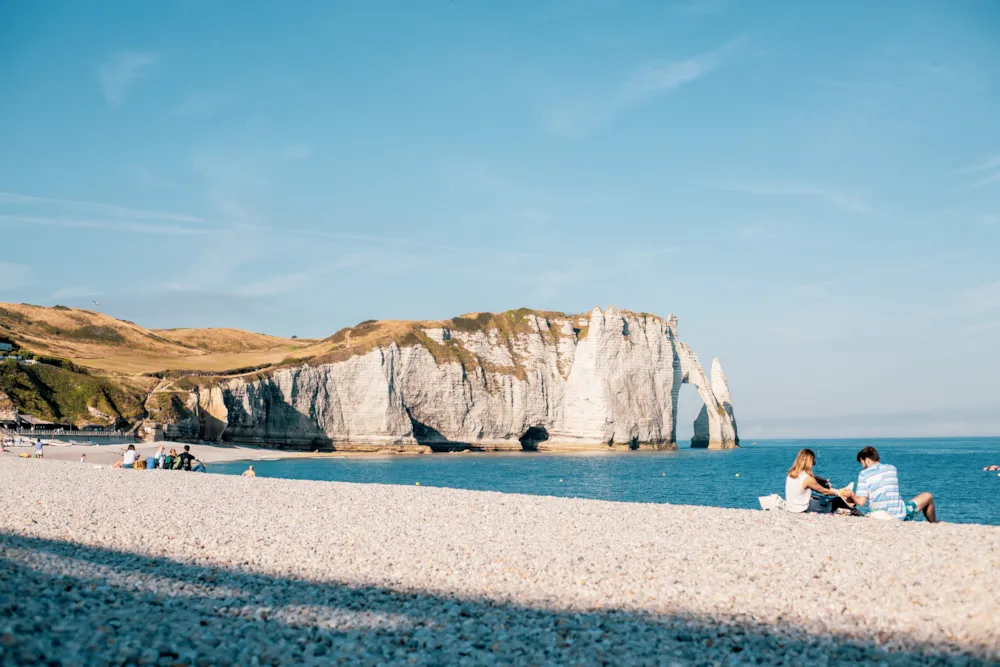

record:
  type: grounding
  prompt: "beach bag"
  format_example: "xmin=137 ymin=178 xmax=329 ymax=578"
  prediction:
xmin=134 ymin=458 xmax=146 ymax=470
xmin=759 ymin=494 xmax=786 ymax=511
xmin=808 ymin=493 xmax=834 ymax=513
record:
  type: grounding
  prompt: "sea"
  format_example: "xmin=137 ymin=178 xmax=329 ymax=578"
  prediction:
xmin=212 ymin=438 xmax=1000 ymax=526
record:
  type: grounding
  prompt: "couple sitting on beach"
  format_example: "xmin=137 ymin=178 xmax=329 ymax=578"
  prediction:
xmin=786 ymin=446 xmax=937 ymax=522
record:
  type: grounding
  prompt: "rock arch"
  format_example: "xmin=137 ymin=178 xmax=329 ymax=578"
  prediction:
xmin=519 ymin=426 xmax=549 ymax=451
xmin=674 ymin=344 xmax=739 ymax=449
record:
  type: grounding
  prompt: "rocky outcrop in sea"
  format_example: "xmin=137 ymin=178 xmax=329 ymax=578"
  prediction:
xmin=162 ymin=307 xmax=739 ymax=451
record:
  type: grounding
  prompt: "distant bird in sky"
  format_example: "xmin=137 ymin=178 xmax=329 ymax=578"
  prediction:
xmin=92 ymin=300 xmax=100 ymax=306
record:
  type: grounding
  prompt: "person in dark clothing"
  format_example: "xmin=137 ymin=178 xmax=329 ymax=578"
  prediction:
xmin=178 ymin=445 xmax=196 ymax=471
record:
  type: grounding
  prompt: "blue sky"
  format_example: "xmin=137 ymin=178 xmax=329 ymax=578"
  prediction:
xmin=1 ymin=0 xmax=998 ymax=437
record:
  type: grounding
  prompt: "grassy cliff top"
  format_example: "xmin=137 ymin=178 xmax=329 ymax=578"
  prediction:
xmin=151 ymin=328 xmax=316 ymax=354
xmin=0 ymin=304 xmax=674 ymax=417
xmin=271 ymin=306 xmax=671 ymax=381
xmin=0 ymin=303 xmax=311 ymax=375
xmin=0 ymin=303 xmax=189 ymax=359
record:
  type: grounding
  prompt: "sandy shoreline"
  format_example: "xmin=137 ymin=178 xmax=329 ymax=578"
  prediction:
xmin=2 ymin=438 xmax=693 ymax=468
xmin=1 ymin=459 xmax=998 ymax=665
xmin=1 ymin=438 xmax=345 ymax=466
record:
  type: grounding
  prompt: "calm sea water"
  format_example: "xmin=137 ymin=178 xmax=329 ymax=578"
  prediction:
xmin=213 ymin=438 xmax=1000 ymax=526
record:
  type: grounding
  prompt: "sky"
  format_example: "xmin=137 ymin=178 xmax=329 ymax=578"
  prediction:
xmin=1 ymin=0 xmax=999 ymax=438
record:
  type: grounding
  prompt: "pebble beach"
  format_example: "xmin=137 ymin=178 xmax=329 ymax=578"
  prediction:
xmin=1 ymin=459 xmax=998 ymax=666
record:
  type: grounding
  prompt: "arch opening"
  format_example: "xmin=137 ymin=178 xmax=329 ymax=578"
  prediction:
xmin=675 ymin=382 xmax=708 ymax=447
xmin=519 ymin=426 xmax=549 ymax=451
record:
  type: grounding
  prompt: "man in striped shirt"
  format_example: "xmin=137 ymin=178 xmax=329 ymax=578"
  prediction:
xmin=843 ymin=446 xmax=937 ymax=522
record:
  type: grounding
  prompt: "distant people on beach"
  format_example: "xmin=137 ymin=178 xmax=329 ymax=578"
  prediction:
xmin=241 ymin=465 xmax=256 ymax=477
xmin=111 ymin=444 xmax=138 ymax=469
xmin=785 ymin=448 xmax=849 ymax=514
xmin=842 ymin=446 xmax=937 ymax=522
xmin=178 ymin=445 xmax=195 ymax=471
xmin=85 ymin=442 xmax=214 ymax=473
xmin=123 ymin=444 xmax=137 ymax=469
xmin=34 ymin=439 xmax=44 ymax=458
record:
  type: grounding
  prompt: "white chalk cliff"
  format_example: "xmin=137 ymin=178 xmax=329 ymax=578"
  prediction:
xmin=164 ymin=307 xmax=739 ymax=451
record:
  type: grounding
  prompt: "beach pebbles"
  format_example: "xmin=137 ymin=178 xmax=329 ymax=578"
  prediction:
xmin=0 ymin=459 xmax=997 ymax=665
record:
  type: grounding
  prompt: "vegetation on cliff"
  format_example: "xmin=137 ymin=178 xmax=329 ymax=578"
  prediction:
xmin=144 ymin=390 xmax=195 ymax=423
xmin=0 ymin=303 xmax=309 ymax=375
xmin=0 ymin=359 xmax=147 ymax=425
xmin=0 ymin=302 xmax=673 ymax=425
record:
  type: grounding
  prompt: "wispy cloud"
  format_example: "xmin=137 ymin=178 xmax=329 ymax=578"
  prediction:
xmin=281 ymin=143 xmax=313 ymax=161
xmin=545 ymin=37 xmax=744 ymax=138
xmin=173 ymin=90 xmax=233 ymax=118
xmin=0 ymin=191 xmax=205 ymax=223
xmin=233 ymin=223 xmax=476 ymax=254
xmin=736 ymin=224 xmax=780 ymax=241
xmin=960 ymin=154 xmax=1000 ymax=190
xmin=965 ymin=320 xmax=1000 ymax=334
xmin=51 ymin=286 xmax=100 ymax=300
xmin=533 ymin=270 xmax=576 ymax=301
xmin=671 ymin=0 xmax=728 ymax=16
xmin=237 ymin=271 xmax=315 ymax=297
xmin=961 ymin=155 xmax=1000 ymax=173
xmin=236 ymin=250 xmax=420 ymax=297
xmin=967 ymin=172 xmax=1000 ymax=190
xmin=98 ymin=51 xmax=160 ymax=107
xmin=718 ymin=183 xmax=870 ymax=214
xmin=0 ymin=214 xmax=207 ymax=236
xmin=960 ymin=280 xmax=1000 ymax=315
xmin=620 ymin=39 xmax=741 ymax=102
xmin=0 ymin=262 xmax=31 ymax=291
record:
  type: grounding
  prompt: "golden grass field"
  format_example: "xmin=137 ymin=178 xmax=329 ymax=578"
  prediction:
xmin=0 ymin=303 xmax=317 ymax=375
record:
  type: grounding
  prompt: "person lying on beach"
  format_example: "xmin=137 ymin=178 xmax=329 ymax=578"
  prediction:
xmin=241 ymin=465 xmax=256 ymax=477
xmin=785 ymin=448 xmax=850 ymax=514
xmin=842 ymin=446 xmax=937 ymax=522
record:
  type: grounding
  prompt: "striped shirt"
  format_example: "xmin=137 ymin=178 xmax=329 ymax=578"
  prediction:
xmin=856 ymin=463 xmax=906 ymax=519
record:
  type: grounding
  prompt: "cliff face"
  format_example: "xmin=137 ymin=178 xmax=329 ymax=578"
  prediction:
xmin=163 ymin=307 xmax=739 ymax=451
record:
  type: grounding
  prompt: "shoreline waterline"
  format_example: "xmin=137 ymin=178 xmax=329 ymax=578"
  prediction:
xmin=13 ymin=436 xmax=999 ymax=524
xmin=210 ymin=437 xmax=1000 ymax=526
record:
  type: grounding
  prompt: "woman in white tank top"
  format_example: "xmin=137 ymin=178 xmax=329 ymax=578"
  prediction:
xmin=785 ymin=448 xmax=841 ymax=513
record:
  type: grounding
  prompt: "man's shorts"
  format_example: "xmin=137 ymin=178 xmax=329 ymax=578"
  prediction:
xmin=903 ymin=501 xmax=918 ymax=521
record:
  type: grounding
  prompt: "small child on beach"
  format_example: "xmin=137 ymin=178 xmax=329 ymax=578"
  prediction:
xmin=80 ymin=454 xmax=86 ymax=464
